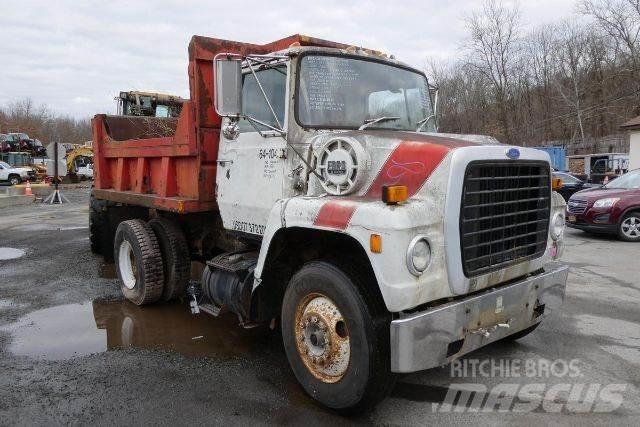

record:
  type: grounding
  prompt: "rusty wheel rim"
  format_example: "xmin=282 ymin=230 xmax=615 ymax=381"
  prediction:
xmin=294 ymin=292 xmax=350 ymax=383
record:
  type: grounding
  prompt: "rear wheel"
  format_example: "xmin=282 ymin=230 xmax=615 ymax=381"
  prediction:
xmin=114 ymin=219 xmax=164 ymax=305
xmin=149 ymin=218 xmax=190 ymax=301
xmin=89 ymin=196 xmax=108 ymax=256
xmin=618 ymin=212 xmax=640 ymax=242
xmin=281 ymin=261 xmax=395 ymax=413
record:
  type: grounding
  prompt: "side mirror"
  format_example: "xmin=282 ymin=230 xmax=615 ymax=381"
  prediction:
xmin=214 ymin=57 xmax=242 ymax=117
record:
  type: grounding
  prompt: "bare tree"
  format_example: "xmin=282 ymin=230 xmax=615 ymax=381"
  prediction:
xmin=580 ymin=0 xmax=640 ymax=66
xmin=554 ymin=22 xmax=590 ymax=143
xmin=464 ymin=0 xmax=522 ymax=143
xmin=0 ymin=98 xmax=92 ymax=145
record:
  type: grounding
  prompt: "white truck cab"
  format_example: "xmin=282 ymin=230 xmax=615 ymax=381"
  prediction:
xmin=77 ymin=163 xmax=94 ymax=180
xmin=212 ymin=47 xmax=568 ymax=408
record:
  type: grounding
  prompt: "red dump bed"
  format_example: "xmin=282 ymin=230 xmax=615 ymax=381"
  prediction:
xmin=92 ymin=34 xmax=352 ymax=213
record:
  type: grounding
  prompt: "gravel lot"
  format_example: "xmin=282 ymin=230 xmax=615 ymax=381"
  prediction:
xmin=1 ymin=189 xmax=638 ymax=425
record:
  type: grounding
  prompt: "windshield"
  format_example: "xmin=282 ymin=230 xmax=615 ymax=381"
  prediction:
xmin=605 ymin=170 xmax=640 ymax=189
xmin=296 ymin=55 xmax=435 ymax=131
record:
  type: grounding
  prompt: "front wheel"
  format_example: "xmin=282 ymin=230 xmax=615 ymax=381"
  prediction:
xmin=9 ymin=175 xmax=21 ymax=186
xmin=618 ymin=212 xmax=640 ymax=242
xmin=281 ymin=261 xmax=395 ymax=413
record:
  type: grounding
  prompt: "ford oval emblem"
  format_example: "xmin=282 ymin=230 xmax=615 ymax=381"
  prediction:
xmin=506 ymin=147 xmax=520 ymax=160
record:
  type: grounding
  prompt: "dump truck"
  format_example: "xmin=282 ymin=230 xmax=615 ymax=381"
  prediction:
xmin=90 ymin=34 xmax=569 ymax=412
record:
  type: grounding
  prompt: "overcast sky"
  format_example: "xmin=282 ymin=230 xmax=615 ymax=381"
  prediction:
xmin=0 ymin=0 xmax=579 ymax=119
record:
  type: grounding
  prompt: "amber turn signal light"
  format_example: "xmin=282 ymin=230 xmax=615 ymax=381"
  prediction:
xmin=552 ymin=178 xmax=563 ymax=190
xmin=370 ymin=234 xmax=382 ymax=253
xmin=382 ymin=185 xmax=408 ymax=204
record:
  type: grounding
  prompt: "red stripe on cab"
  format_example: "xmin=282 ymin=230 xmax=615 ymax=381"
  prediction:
xmin=313 ymin=200 xmax=357 ymax=230
xmin=365 ymin=140 xmax=451 ymax=198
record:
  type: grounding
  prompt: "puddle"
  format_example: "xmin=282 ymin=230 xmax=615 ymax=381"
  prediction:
xmin=5 ymin=300 xmax=278 ymax=361
xmin=5 ymin=303 xmax=106 ymax=360
xmin=0 ymin=247 xmax=25 ymax=260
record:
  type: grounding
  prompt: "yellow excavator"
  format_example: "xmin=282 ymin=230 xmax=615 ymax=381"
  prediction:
xmin=65 ymin=145 xmax=93 ymax=182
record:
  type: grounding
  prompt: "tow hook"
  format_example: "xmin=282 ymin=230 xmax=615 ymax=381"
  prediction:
xmin=470 ymin=319 xmax=512 ymax=338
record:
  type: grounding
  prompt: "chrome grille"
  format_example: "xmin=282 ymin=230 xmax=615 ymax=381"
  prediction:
xmin=567 ymin=199 xmax=587 ymax=214
xmin=460 ymin=161 xmax=551 ymax=277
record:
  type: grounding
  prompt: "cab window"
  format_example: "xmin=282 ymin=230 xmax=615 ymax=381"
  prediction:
xmin=238 ymin=66 xmax=287 ymax=133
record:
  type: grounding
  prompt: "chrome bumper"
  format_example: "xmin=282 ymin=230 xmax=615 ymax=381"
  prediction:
xmin=390 ymin=262 xmax=569 ymax=373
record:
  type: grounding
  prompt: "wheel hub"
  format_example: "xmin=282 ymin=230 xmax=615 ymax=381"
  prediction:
xmin=118 ymin=240 xmax=137 ymax=290
xmin=295 ymin=294 xmax=350 ymax=383
xmin=622 ymin=217 xmax=640 ymax=238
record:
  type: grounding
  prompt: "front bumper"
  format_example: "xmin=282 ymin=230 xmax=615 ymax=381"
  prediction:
xmin=389 ymin=262 xmax=569 ymax=373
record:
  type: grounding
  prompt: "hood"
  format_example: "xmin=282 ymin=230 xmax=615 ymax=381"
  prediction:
xmin=570 ymin=186 xmax=634 ymax=201
xmin=307 ymin=131 xmax=486 ymax=197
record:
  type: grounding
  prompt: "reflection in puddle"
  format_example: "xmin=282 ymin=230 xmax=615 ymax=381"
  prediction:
xmin=5 ymin=300 xmax=278 ymax=361
xmin=0 ymin=247 xmax=25 ymax=260
xmin=100 ymin=263 xmax=117 ymax=279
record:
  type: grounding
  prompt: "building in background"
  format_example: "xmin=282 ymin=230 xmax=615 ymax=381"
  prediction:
xmin=620 ymin=116 xmax=640 ymax=170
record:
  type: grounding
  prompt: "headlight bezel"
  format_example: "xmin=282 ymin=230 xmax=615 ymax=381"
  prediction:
xmin=593 ymin=197 xmax=620 ymax=208
xmin=406 ymin=235 xmax=432 ymax=276
xmin=550 ymin=212 xmax=565 ymax=241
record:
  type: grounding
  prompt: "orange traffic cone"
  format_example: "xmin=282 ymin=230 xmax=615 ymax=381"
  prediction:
xmin=25 ymin=180 xmax=33 ymax=196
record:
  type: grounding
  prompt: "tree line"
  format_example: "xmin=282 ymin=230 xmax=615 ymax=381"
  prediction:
xmin=0 ymin=98 xmax=92 ymax=145
xmin=431 ymin=0 xmax=640 ymax=147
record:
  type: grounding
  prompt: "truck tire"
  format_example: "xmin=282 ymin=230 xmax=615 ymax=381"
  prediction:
xmin=114 ymin=219 xmax=164 ymax=305
xmin=149 ymin=218 xmax=190 ymax=301
xmin=89 ymin=197 xmax=108 ymax=256
xmin=281 ymin=261 xmax=395 ymax=413
xmin=618 ymin=212 xmax=640 ymax=242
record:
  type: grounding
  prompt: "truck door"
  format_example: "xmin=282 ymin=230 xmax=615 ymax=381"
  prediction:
xmin=216 ymin=64 xmax=289 ymax=237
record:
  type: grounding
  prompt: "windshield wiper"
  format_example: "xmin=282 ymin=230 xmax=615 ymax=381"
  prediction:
xmin=359 ymin=116 xmax=400 ymax=130
xmin=416 ymin=115 xmax=436 ymax=132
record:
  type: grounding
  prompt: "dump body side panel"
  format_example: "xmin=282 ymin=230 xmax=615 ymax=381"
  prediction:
xmin=92 ymin=34 xmax=353 ymax=213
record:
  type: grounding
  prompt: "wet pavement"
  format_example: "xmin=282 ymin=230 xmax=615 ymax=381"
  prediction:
xmin=1 ymin=188 xmax=639 ymax=425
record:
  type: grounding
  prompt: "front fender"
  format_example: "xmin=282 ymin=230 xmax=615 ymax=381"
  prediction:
xmin=255 ymin=196 xmax=454 ymax=312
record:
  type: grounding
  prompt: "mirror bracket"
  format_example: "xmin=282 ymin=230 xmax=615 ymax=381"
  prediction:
xmin=222 ymin=117 xmax=240 ymax=140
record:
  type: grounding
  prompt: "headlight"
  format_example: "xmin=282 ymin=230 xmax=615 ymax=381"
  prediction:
xmin=593 ymin=198 xmax=620 ymax=208
xmin=550 ymin=212 xmax=565 ymax=241
xmin=407 ymin=236 xmax=431 ymax=276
